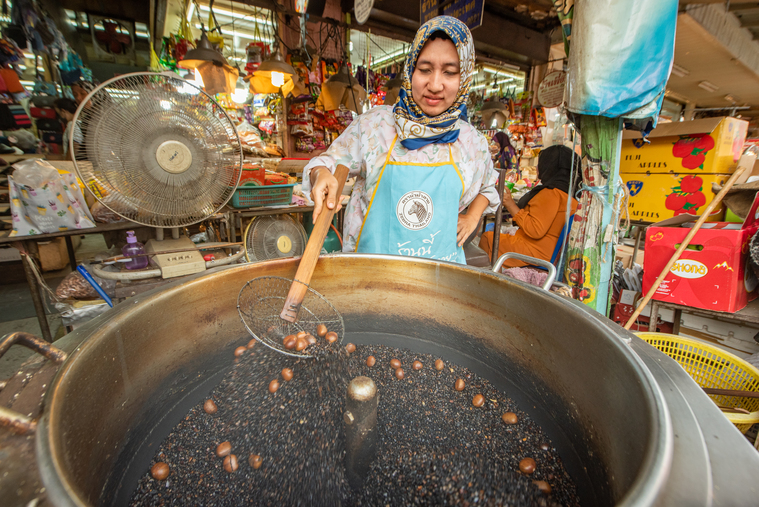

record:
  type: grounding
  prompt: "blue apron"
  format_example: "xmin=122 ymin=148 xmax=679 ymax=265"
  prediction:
xmin=355 ymin=136 xmax=466 ymax=264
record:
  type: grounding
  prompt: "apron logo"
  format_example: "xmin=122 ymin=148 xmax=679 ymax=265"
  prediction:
xmin=397 ymin=191 xmax=434 ymax=230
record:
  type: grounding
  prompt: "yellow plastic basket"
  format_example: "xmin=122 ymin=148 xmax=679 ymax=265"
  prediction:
xmin=637 ymin=332 xmax=759 ymax=433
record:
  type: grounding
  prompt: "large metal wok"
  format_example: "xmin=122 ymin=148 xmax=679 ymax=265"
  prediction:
xmin=11 ymin=255 xmax=759 ymax=505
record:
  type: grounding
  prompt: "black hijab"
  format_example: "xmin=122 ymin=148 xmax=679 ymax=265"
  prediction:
xmin=517 ymin=145 xmax=581 ymax=209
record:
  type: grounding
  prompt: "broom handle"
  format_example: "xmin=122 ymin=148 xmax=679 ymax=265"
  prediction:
xmin=624 ymin=166 xmax=746 ymax=330
xmin=280 ymin=164 xmax=350 ymax=322
xmin=704 ymin=387 xmax=759 ymax=399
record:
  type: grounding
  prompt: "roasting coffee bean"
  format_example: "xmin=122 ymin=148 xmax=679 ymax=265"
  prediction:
xmin=216 ymin=441 xmax=232 ymax=457
xmin=502 ymin=412 xmax=518 ymax=424
xmin=224 ymin=454 xmax=238 ymax=473
xmin=390 ymin=358 xmax=401 ymax=369
xmin=269 ymin=379 xmax=280 ymax=393
xmin=366 ymin=355 xmax=376 ymax=367
xmin=435 ymin=359 xmax=444 ymax=370
xmin=203 ymin=399 xmax=218 ymax=414
xmin=345 ymin=343 xmax=356 ymax=353
xmin=412 ymin=361 xmax=422 ymax=370
xmin=150 ymin=462 xmax=169 ymax=480
xmin=316 ymin=324 xmax=327 ymax=337
xmin=234 ymin=346 xmax=246 ymax=357
xmin=249 ymin=454 xmax=263 ymax=469
xmin=395 ymin=368 xmax=405 ymax=380
xmin=472 ymin=394 xmax=485 ymax=407
xmin=519 ymin=457 xmax=537 ymax=474
xmin=455 ymin=379 xmax=465 ymax=391
xmin=281 ymin=368 xmax=293 ymax=381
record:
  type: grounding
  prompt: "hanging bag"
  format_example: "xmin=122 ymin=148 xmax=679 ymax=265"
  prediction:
xmin=0 ymin=67 xmax=23 ymax=93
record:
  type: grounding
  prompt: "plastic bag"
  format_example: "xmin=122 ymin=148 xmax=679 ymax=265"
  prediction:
xmin=8 ymin=159 xmax=96 ymax=236
xmin=90 ymin=201 xmax=125 ymax=223
xmin=55 ymin=259 xmax=116 ymax=299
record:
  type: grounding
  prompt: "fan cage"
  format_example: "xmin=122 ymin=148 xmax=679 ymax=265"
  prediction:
xmin=245 ymin=215 xmax=308 ymax=262
xmin=71 ymin=72 xmax=243 ymax=227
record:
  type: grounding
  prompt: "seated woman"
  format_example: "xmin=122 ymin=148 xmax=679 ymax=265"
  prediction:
xmin=479 ymin=144 xmax=580 ymax=268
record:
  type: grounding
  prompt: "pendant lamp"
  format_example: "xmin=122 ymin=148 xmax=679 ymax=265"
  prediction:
xmin=382 ymin=76 xmax=402 ymax=105
xmin=249 ymin=47 xmax=299 ymax=96
xmin=178 ymin=31 xmax=228 ymax=69
xmin=481 ymin=99 xmax=509 ymax=129
xmin=318 ymin=64 xmax=367 ymax=113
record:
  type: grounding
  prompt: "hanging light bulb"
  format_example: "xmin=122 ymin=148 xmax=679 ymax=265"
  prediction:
xmin=271 ymin=71 xmax=285 ymax=87
xmin=194 ymin=71 xmax=205 ymax=88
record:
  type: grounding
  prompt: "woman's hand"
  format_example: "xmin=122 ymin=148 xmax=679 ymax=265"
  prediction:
xmin=310 ymin=166 xmax=342 ymax=224
xmin=456 ymin=213 xmax=480 ymax=247
xmin=501 ymin=189 xmax=520 ymax=217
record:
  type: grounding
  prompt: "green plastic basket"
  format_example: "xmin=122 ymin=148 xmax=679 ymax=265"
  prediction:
xmin=230 ymin=183 xmax=295 ymax=208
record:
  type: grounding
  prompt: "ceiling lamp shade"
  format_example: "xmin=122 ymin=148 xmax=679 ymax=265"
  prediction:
xmin=318 ymin=65 xmax=366 ymax=113
xmin=481 ymin=100 xmax=509 ymax=129
xmin=178 ymin=31 xmax=228 ymax=69
xmin=383 ymin=76 xmax=402 ymax=105
xmin=249 ymin=48 xmax=301 ymax=96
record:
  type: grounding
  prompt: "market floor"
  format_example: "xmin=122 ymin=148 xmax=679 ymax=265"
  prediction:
xmin=0 ymin=234 xmax=108 ymax=380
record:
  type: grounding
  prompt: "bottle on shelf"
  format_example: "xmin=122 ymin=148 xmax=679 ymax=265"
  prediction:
xmin=122 ymin=230 xmax=149 ymax=270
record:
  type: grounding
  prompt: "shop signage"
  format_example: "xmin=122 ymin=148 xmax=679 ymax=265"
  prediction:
xmin=355 ymin=0 xmax=373 ymax=24
xmin=295 ymin=0 xmax=308 ymax=13
xmin=537 ymin=70 xmax=566 ymax=108
xmin=421 ymin=0 xmax=484 ymax=30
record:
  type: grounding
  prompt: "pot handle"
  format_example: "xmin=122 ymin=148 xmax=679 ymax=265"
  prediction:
xmin=492 ymin=253 xmax=556 ymax=292
xmin=0 ymin=332 xmax=67 ymax=435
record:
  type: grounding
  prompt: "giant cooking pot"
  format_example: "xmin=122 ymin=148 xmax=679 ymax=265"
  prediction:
xmin=35 ymin=255 xmax=759 ymax=506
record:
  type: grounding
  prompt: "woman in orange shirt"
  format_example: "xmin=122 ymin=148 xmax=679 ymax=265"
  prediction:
xmin=479 ymin=145 xmax=580 ymax=268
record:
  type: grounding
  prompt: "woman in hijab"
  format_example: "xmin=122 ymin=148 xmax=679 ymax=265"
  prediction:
xmin=478 ymin=144 xmax=580 ymax=268
xmin=493 ymin=131 xmax=517 ymax=171
xmin=303 ymin=16 xmax=499 ymax=263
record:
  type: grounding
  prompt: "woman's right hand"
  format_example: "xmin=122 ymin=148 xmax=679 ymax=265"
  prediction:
xmin=310 ymin=166 xmax=342 ymax=224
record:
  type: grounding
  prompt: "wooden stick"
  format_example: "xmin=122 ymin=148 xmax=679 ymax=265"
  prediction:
xmin=703 ymin=387 xmax=759 ymax=399
xmin=90 ymin=242 xmax=243 ymax=264
xmin=280 ymin=164 xmax=350 ymax=322
xmin=624 ymin=166 xmax=747 ymax=330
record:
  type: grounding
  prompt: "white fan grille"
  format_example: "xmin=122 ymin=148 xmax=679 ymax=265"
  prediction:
xmin=72 ymin=72 xmax=243 ymax=227
xmin=246 ymin=215 xmax=307 ymax=261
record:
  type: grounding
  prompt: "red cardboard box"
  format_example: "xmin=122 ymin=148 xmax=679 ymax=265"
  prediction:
xmin=642 ymin=194 xmax=759 ymax=312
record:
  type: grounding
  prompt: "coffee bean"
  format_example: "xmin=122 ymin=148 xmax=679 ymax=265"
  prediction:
xmin=216 ymin=441 xmax=232 ymax=457
xmin=249 ymin=454 xmax=263 ymax=469
xmin=223 ymin=454 xmax=238 ymax=473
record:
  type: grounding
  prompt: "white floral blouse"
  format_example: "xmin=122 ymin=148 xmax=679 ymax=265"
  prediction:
xmin=303 ymin=105 xmax=500 ymax=252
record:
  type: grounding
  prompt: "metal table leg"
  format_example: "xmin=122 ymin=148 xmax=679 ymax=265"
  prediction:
xmin=20 ymin=244 xmax=52 ymax=343
xmin=64 ymin=236 xmax=77 ymax=269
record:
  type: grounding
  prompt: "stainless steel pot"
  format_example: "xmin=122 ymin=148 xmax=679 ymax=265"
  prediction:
xmin=26 ymin=255 xmax=759 ymax=506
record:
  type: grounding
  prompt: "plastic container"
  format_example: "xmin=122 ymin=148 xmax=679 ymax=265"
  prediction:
xmin=230 ymin=183 xmax=295 ymax=208
xmin=122 ymin=231 xmax=149 ymax=270
xmin=637 ymin=332 xmax=759 ymax=433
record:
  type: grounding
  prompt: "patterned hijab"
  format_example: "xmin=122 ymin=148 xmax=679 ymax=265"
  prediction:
xmin=393 ymin=16 xmax=475 ymax=150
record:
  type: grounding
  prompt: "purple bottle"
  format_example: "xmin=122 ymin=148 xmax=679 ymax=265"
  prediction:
xmin=122 ymin=231 xmax=149 ymax=270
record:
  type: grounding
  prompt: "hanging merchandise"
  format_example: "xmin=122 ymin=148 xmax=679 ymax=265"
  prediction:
xmin=317 ymin=64 xmax=366 ymax=113
xmin=245 ymin=42 xmax=267 ymax=74
xmin=0 ymin=68 xmax=24 ymax=93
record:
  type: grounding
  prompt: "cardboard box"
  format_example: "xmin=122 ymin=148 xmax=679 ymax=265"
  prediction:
xmin=616 ymin=244 xmax=645 ymax=269
xmin=642 ymin=194 xmax=759 ymax=313
xmin=38 ymin=236 xmax=81 ymax=271
xmin=621 ymin=117 xmax=747 ymax=174
xmin=621 ymin=172 xmax=728 ymax=223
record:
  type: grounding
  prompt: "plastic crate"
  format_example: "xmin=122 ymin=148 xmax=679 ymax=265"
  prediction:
xmin=230 ymin=183 xmax=295 ymax=208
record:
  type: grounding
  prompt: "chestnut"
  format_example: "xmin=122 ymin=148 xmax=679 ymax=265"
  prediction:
xmin=519 ymin=457 xmax=537 ymax=474
xmin=502 ymin=412 xmax=518 ymax=425
xmin=216 ymin=441 xmax=232 ymax=457
xmin=412 ymin=361 xmax=423 ymax=370
xmin=305 ymin=334 xmax=317 ymax=345
xmin=223 ymin=454 xmax=238 ymax=473
xmin=283 ymin=335 xmax=297 ymax=350
xmin=269 ymin=379 xmax=280 ymax=393
xmin=366 ymin=355 xmax=376 ymax=367
xmin=395 ymin=368 xmax=405 ymax=380
xmin=345 ymin=343 xmax=356 ymax=353
xmin=247 ymin=339 xmax=257 ymax=349
xmin=454 ymin=379 xmax=465 ymax=391
xmin=296 ymin=331 xmax=307 ymax=339
xmin=325 ymin=331 xmax=338 ymax=343
xmin=540 ymin=442 xmax=550 ymax=451
xmin=533 ymin=480 xmax=551 ymax=494
xmin=435 ymin=359 xmax=444 ymax=371
xmin=203 ymin=399 xmax=218 ymax=414
xmin=281 ymin=368 xmax=293 ymax=381
xmin=151 ymin=462 xmax=169 ymax=480
xmin=390 ymin=358 xmax=401 ymax=369
xmin=295 ymin=337 xmax=308 ymax=351
xmin=234 ymin=346 xmax=246 ymax=357
xmin=249 ymin=454 xmax=263 ymax=469
xmin=472 ymin=394 xmax=485 ymax=407
xmin=316 ymin=324 xmax=328 ymax=337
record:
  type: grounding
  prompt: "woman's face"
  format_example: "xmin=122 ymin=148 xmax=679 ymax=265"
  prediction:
xmin=411 ymin=37 xmax=460 ymax=117
xmin=72 ymin=85 xmax=91 ymax=108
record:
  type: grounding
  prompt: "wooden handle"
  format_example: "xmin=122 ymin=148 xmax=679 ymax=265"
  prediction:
xmin=704 ymin=387 xmax=759 ymax=399
xmin=280 ymin=164 xmax=350 ymax=322
xmin=625 ymin=166 xmax=746 ymax=330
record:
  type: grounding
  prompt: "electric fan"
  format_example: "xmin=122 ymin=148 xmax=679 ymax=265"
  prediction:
xmin=71 ymin=71 xmax=245 ymax=279
xmin=244 ymin=215 xmax=307 ymax=262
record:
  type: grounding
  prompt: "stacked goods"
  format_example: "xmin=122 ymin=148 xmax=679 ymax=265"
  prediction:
xmin=620 ymin=117 xmax=748 ymax=223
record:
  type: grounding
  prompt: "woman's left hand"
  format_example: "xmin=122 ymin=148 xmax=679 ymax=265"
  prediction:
xmin=456 ymin=213 xmax=480 ymax=247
